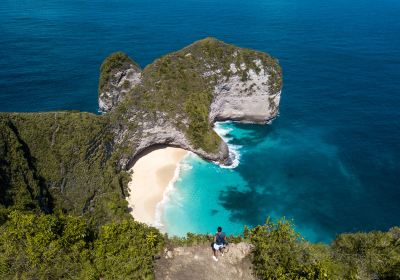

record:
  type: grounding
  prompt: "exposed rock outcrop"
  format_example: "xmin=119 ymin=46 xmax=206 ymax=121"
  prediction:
xmin=155 ymin=243 xmax=255 ymax=280
xmin=99 ymin=38 xmax=282 ymax=168
xmin=112 ymin=110 xmax=229 ymax=169
xmin=210 ymin=61 xmax=281 ymax=123
xmin=98 ymin=52 xmax=142 ymax=113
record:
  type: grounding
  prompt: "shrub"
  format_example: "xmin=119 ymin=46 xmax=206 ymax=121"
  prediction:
xmin=0 ymin=211 xmax=164 ymax=280
xmin=249 ymin=218 xmax=331 ymax=280
xmin=332 ymin=229 xmax=400 ymax=279
xmin=0 ymin=211 xmax=92 ymax=279
xmin=248 ymin=218 xmax=400 ymax=280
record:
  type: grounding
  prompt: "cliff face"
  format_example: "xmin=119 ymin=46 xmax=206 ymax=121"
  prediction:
xmin=210 ymin=60 xmax=281 ymax=123
xmin=98 ymin=52 xmax=142 ymax=113
xmin=99 ymin=38 xmax=282 ymax=167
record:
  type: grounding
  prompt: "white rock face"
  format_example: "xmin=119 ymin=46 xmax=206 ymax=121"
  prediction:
xmin=117 ymin=112 xmax=229 ymax=169
xmin=99 ymin=66 xmax=141 ymax=112
xmin=210 ymin=61 xmax=281 ymax=123
xmin=100 ymin=47 xmax=282 ymax=167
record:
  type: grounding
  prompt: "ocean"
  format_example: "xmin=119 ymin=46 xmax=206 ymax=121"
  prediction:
xmin=1 ymin=0 xmax=399 ymax=243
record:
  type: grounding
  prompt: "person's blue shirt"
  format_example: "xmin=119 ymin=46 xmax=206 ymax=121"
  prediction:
xmin=215 ymin=232 xmax=226 ymax=245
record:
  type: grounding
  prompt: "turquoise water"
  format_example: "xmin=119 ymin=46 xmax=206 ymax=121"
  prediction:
xmin=161 ymin=123 xmax=250 ymax=236
xmin=163 ymin=122 xmax=366 ymax=242
xmin=1 ymin=0 xmax=399 ymax=243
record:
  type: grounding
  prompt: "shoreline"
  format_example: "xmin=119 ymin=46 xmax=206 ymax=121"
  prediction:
xmin=126 ymin=147 xmax=188 ymax=226
xmin=154 ymin=152 xmax=190 ymax=230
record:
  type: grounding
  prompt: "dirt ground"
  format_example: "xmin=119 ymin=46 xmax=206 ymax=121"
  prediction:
xmin=155 ymin=242 xmax=255 ymax=280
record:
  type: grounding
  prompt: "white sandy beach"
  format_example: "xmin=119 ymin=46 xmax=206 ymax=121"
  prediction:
xmin=126 ymin=147 xmax=188 ymax=226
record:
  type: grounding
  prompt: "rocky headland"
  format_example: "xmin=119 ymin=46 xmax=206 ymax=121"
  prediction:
xmin=0 ymin=37 xmax=282 ymax=223
xmin=99 ymin=38 xmax=282 ymax=169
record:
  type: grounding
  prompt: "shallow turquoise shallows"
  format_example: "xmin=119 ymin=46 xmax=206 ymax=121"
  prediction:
xmin=1 ymin=0 xmax=400 ymax=242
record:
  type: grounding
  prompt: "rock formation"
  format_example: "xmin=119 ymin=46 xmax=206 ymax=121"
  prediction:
xmin=155 ymin=242 xmax=255 ymax=280
xmin=98 ymin=52 xmax=142 ymax=113
xmin=210 ymin=60 xmax=281 ymax=123
xmin=99 ymin=38 xmax=282 ymax=168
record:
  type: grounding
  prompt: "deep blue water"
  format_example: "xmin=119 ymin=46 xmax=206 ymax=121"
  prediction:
xmin=1 ymin=0 xmax=399 ymax=242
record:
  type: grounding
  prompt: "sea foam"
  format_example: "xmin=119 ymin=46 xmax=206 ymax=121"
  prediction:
xmin=214 ymin=122 xmax=242 ymax=169
xmin=154 ymin=122 xmax=242 ymax=230
xmin=154 ymin=152 xmax=191 ymax=231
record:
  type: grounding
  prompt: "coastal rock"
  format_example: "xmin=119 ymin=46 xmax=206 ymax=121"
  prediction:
xmin=210 ymin=62 xmax=281 ymax=123
xmin=117 ymin=112 xmax=230 ymax=169
xmin=101 ymin=38 xmax=282 ymax=168
xmin=98 ymin=52 xmax=142 ymax=113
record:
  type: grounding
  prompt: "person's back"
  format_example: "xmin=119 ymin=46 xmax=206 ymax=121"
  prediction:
xmin=212 ymin=226 xmax=227 ymax=261
xmin=215 ymin=230 xmax=226 ymax=245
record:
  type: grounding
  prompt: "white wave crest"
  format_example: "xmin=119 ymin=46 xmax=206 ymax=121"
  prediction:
xmin=214 ymin=122 xmax=242 ymax=169
xmin=154 ymin=152 xmax=191 ymax=231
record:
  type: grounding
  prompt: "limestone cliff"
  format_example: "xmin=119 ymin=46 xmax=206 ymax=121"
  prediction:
xmin=99 ymin=38 xmax=282 ymax=168
xmin=98 ymin=52 xmax=142 ymax=112
xmin=210 ymin=59 xmax=281 ymax=123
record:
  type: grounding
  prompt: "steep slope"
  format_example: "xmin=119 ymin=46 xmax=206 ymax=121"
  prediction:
xmin=0 ymin=116 xmax=48 ymax=212
xmin=0 ymin=112 xmax=130 ymax=224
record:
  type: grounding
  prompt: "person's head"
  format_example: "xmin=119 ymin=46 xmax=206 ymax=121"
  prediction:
xmin=217 ymin=226 xmax=222 ymax=232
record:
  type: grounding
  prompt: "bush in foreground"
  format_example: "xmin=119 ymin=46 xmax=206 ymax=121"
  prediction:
xmin=248 ymin=218 xmax=400 ymax=280
xmin=0 ymin=211 xmax=163 ymax=280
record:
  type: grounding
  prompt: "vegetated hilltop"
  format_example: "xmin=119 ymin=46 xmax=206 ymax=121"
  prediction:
xmin=0 ymin=38 xmax=282 ymax=224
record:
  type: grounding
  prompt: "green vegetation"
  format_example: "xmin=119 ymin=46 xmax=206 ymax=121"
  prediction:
xmin=0 ymin=116 xmax=47 ymax=212
xmin=248 ymin=218 xmax=400 ymax=280
xmin=0 ymin=112 xmax=130 ymax=227
xmin=187 ymin=37 xmax=282 ymax=93
xmin=184 ymin=91 xmax=220 ymax=152
xmin=0 ymin=211 xmax=163 ymax=280
xmin=249 ymin=219 xmax=331 ymax=279
xmin=0 ymin=212 xmax=398 ymax=280
xmin=98 ymin=51 xmax=138 ymax=93
xmin=166 ymin=232 xmax=244 ymax=247
xmin=332 ymin=229 xmax=400 ymax=279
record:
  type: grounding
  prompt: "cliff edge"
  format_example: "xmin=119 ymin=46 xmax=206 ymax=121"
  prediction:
xmin=155 ymin=243 xmax=254 ymax=280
